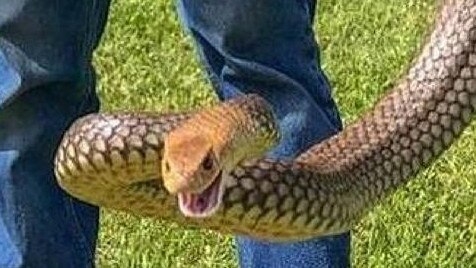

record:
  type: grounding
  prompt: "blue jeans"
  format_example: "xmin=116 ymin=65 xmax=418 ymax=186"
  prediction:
xmin=0 ymin=0 xmax=350 ymax=267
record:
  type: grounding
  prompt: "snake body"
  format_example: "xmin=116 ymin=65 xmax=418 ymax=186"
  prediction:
xmin=55 ymin=0 xmax=476 ymax=241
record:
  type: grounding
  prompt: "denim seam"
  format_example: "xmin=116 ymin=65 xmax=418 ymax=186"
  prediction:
xmin=65 ymin=198 xmax=95 ymax=263
xmin=60 ymin=1 xmax=98 ymax=264
xmin=63 ymin=97 xmax=97 ymax=262
xmin=78 ymin=0 xmax=105 ymax=117
xmin=71 ymin=0 xmax=98 ymax=120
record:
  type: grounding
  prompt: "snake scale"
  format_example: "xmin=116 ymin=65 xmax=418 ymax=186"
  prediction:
xmin=55 ymin=0 xmax=476 ymax=241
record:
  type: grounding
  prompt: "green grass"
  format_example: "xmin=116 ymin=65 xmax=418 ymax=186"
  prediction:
xmin=93 ymin=0 xmax=476 ymax=267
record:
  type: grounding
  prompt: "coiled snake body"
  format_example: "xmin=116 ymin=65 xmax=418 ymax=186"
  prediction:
xmin=55 ymin=0 xmax=476 ymax=241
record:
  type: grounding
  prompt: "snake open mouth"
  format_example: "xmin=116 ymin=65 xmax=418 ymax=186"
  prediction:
xmin=177 ymin=171 xmax=224 ymax=218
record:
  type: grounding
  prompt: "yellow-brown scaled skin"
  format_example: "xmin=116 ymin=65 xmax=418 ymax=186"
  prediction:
xmin=162 ymin=95 xmax=279 ymax=197
xmin=162 ymin=127 xmax=222 ymax=194
xmin=55 ymin=1 xmax=476 ymax=244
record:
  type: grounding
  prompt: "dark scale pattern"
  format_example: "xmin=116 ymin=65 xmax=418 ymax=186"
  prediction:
xmin=292 ymin=0 xmax=476 ymax=236
xmin=55 ymin=112 xmax=190 ymax=205
xmin=55 ymin=0 xmax=476 ymax=241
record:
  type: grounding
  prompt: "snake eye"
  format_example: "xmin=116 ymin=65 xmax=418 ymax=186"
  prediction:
xmin=202 ymin=152 xmax=214 ymax=171
xmin=164 ymin=161 xmax=170 ymax=172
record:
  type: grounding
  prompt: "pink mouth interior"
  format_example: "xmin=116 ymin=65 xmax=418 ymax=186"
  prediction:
xmin=178 ymin=174 xmax=222 ymax=217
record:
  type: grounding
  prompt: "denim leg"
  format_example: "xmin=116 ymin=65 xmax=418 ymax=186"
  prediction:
xmin=0 ymin=1 xmax=110 ymax=267
xmin=177 ymin=0 xmax=351 ymax=267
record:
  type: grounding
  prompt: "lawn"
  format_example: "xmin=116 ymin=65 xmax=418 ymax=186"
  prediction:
xmin=93 ymin=0 xmax=476 ymax=267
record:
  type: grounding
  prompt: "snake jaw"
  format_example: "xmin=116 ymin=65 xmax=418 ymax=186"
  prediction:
xmin=177 ymin=170 xmax=225 ymax=218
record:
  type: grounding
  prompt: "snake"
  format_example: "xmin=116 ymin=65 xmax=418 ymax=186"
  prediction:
xmin=55 ymin=0 xmax=476 ymax=241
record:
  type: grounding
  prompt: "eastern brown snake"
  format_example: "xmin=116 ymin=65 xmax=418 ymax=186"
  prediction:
xmin=55 ymin=0 xmax=476 ymax=241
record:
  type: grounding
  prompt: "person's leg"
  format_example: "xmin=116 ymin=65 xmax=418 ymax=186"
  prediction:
xmin=177 ymin=0 xmax=351 ymax=267
xmin=0 ymin=1 xmax=110 ymax=267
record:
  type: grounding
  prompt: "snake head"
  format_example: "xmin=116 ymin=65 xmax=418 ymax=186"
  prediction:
xmin=162 ymin=129 xmax=225 ymax=218
xmin=162 ymin=94 xmax=279 ymax=218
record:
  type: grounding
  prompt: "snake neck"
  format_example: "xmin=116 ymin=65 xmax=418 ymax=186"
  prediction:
xmin=297 ymin=0 xmax=476 ymax=216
